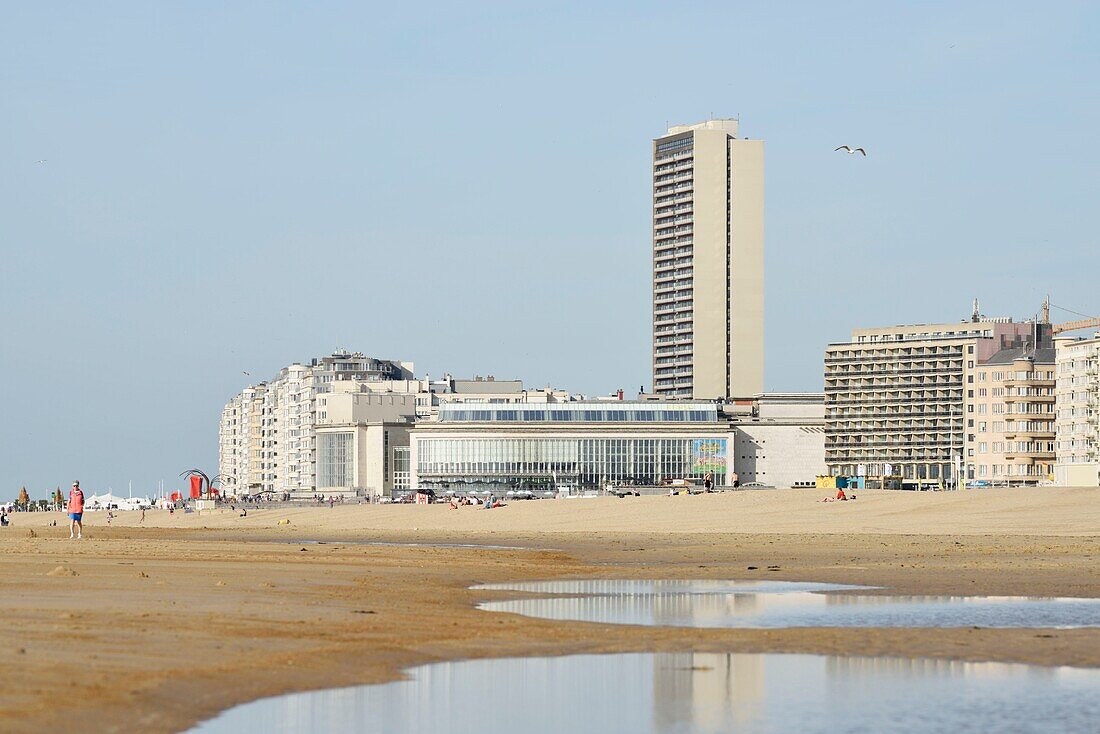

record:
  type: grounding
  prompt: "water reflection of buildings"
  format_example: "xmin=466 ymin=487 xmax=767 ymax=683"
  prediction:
xmin=826 ymin=656 xmax=1059 ymax=682
xmin=653 ymin=652 xmax=764 ymax=731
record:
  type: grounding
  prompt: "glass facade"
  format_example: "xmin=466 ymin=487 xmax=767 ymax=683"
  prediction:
xmin=417 ymin=436 xmax=727 ymax=490
xmin=392 ymin=446 xmax=411 ymax=490
xmin=317 ymin=431 xmax=354 ymax=488
xmin=438 ymin=403 xmax=718 ymax=424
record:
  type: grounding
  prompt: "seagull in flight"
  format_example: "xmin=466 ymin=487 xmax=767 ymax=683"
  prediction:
xmin=242 ymin=371 xmax=251 ymax=376
xmin=35 ymin=159 xmax=47 ymax=164
xmin=834 ymin=146 xmax=866 ymax=156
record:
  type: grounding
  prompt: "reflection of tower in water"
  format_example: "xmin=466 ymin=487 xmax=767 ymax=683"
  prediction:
xmin=652 ymin=652 xmax=764 ymax=731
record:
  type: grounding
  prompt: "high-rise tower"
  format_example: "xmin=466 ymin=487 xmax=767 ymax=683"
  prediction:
xmin=652 ymin=119 xmax=764 ymax=400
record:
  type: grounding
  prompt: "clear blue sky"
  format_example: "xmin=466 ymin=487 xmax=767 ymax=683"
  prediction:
xmin=3 ymin=2 xmax=1098 ymax=497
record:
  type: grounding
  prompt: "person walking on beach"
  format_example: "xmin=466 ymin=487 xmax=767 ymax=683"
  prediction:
xmin=67 ymin=481 xmax=85 ymax=540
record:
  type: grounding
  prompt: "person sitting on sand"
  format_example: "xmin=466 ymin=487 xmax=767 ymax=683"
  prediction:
xmin=836 ymin=488 xmax=847 ymax=501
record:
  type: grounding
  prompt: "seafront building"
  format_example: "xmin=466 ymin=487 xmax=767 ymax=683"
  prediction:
xmin=218 ymin=351 xmax=414 ymax=497
xmin=409 ymin=395 xmax=825 ymax=493
xmin=1055 ymin=334 xmax=1100 ymax=486
xmin=967 ymin=343 xmax=1056 ymax=485
xmin=219 ymin=353 xmax=582 ymax=498
xmin=824 ymin=312 xmax=1052 ymax=485
xmin=652 ymin=119 xmax=764 ymax=400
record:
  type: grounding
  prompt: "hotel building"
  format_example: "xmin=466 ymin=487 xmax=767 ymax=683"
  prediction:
xmin=825 ymin=315 xmax=1050 ymax=484
xmin=652 ymin=119 xmax=764 ymax=400
xmin=1055 ymin=334 xmax=1100 ymax=486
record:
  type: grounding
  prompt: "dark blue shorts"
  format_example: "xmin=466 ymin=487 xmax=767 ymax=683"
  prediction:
xmin=69 ymin=512 xmax=83 ymax=522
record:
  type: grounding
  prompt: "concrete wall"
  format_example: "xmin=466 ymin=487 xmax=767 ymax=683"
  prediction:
xmin=691 ymin=128 xmax=732 ymax=400
xmin=733 ymin=423 xmax=826 ymax=487
xmin=755 ymin=394 xmax=824 ymax=419
xmin=318 ymin=392 xmax=416 ymax=425
xmin=727 ymin=138 xmax=765 ymax=398
xmin=1054 ymin=463 xmax=1100 ymax=487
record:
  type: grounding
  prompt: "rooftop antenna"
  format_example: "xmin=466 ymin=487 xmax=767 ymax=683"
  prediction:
xmin=971 ymin=298 xmax=981 ymax=322
xmin=1041 ymin=294 xmax=1051 ymax=324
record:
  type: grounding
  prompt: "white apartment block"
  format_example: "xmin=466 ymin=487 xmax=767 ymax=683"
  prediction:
xmin=1055 ymin=334 xmax=1100 ymax=486
xmin=218 ymin=355 xmax=580 ymax=497
xmin=652 ymin=119 xmax=764 ymax=401
xmin=218 ymin=351 xmax=414 ymax=497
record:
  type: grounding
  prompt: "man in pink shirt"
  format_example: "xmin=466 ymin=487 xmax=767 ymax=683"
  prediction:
xmin=67 ymin=481 xmax=84 ymax=540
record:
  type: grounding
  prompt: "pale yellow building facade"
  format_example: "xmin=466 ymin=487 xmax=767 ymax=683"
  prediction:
xmin=968 ymin=349 xmax=1056 ymax=485
xmin=652 ymin=119 xmax=764 ymax=400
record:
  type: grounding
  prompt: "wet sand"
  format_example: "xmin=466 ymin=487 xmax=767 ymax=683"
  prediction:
xmin=2 ymin=489 xmax=1098 ymax=733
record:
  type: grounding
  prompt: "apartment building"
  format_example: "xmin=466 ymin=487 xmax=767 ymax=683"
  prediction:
xmin=825 ymin=315 xmax=1049 ymax=485
xmin=218 ymin=384 xmax=267 ymax=494
xmin=968 ymin=346 xmax=1057 ymax=485
xmin=652 ymin=119 xmax=764 ymax=400
xmin=1055 ymin=334 xmax=1100 ymax=486
xmin=217 ymin=351 xmax=414 ymax=497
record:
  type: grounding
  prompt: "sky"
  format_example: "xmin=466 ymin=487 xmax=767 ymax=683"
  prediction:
xmin=3 ymin=1 xmax=1099 ymax=498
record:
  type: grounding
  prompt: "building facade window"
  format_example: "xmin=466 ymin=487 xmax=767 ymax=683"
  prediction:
xmin=416 ymin=436 xmax=727 ymax=490
xmin=317 ymin=432 xmax=354 ymax=488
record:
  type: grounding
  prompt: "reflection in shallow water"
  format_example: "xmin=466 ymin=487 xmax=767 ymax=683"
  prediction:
xmin=191 ymin=652 xmax=1100 ymax=733
xmin=476 ymin=580 xmax=1100 ymax=629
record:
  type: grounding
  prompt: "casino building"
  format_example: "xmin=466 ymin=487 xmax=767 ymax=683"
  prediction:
xmin=410 ymin=402 xmax=732 ymax=492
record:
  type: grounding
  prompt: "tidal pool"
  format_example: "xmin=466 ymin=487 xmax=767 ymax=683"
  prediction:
xmin=474 ymin=580 xmax=1100 ymax=629
xmin=190 ymin=652 xmax=1100 ymax=733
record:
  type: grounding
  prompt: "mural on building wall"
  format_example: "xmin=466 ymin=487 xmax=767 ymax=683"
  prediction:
xmin=691 ymin=439 xmax=727 ymax=473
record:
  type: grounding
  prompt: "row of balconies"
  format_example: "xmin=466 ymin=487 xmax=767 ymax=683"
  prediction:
xmin=1003 ymin=451 xmax=1057 ymax=460
xmin=1003 ymin=431 xmax=1057 ymax=440
xmin=826 ymin=452 xmax=959 ymax=461
xmin=827 ymin=424 xmax=961 ymax=433
xmin=825 ymin=351 xmax=963 ymax=364
xmin=826 ymin=369 xmax=964 ymax=380
xmin=826 ymin=439 xmax=962 ymax=448
xmin=826 ymin=397 xmax=962 ymax=406
xmin=1003 ymin=378 xmax=1057 ymax=388
xmin=1002 ymin=393 xmax=1056 ymax=402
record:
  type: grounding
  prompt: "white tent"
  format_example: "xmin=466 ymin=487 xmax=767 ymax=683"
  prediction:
xmin=86 ymin=492 xmax=128 ymax=510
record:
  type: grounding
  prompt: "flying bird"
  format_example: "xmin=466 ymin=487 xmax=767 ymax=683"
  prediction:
xmin=242 ymin=371 xmax=251 ymax=376
xmin=834 ymin=146 xmax=866 ymax=156
xmin=35 ymin=159 xmax=47 ymax=164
